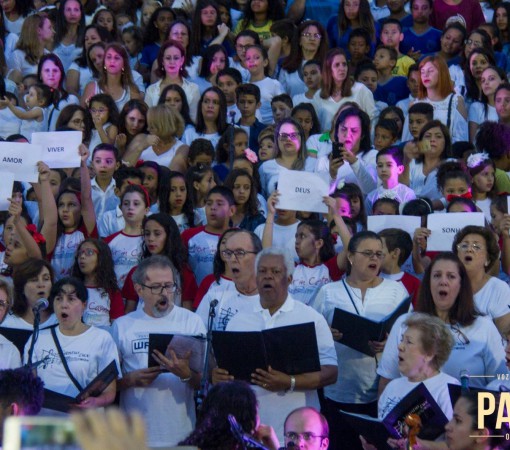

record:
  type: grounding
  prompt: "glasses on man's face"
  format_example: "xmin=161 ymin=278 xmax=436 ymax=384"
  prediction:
xmin=141 ymin=283 xmax=178 ymax=295
xmin=451 ymin=324 xmax=470 ymax=345
xmin=284 ymin=432 xmax=325 ymax=443
xmin=221 ymin=249 xmax=258 ymax=260
xmin=278 ymin=132 xmax=300 ymax=141
xmin=0 ymin=300 xmax=8 ymax=309
xmin=353 ymin=250 xmax=385 ymax=259
xmin=301 ymin=32 xmax=322 ymax=40
xmin=78 ymin=248 xmax=98 ymax=257
xmin=456 ymin=243 xmax=484 ymax=253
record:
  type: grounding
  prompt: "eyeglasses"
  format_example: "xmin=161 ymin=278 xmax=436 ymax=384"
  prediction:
xmin=141 ymin=283 xmax=178 ymax=295
xmin=301 ymin=32 xmax=322 ymax=40
xmin=284 ymin=432 xmax=326 ymax=443
xmin=278 ymin=132 xmax=300 ymax=141
xmin=236 ymin=44 xmax=251 ymax=51
xmin=221 ymin=249 xmax=258 ymax=260
xmin=89 ymin=108 xmax=108 ymax=114
xmin=0 ymin=300 xmax=8 ymax=308
xmin=456 ymin=243 xmax=484 ymax=253
xmin=465 ymin=39 xmax=482 ymax=47
xmin=451 ymin=324 xmax=470 ymax=345
xmin=78 ymin=248 xmax=99 ymax=257
xmin=353 ymin=250 xmax=385 ymax=259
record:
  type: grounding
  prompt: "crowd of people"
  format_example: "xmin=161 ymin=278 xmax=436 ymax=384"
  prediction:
xmin=1 ymin=0 xmax=510 ymax=448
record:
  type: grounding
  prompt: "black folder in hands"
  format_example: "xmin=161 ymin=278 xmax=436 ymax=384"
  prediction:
xmin=0 ymin=327 xmax=32 ymax=355
xmin=148 ymin=334 xmax=206 ymax=373
xmin=341 ymin=382 xmax=449 ymax=449
xmin=212 ymin=322 xmax=321 ymax=382
xmin=332 ymin=295 xmax=412 ymax=356
xmin=42 ymin=360 xmax=119 ymax=412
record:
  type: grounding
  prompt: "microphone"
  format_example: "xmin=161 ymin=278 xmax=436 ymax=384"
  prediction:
xmin=32 ymin=298 xmax=49 ymax=313
xmin=209 ymin=299 xmax=218 ymax=318
xmin=228 ymin=414 xmax=269 ymax=450
xmin=460 ymin=369 xmax=469 ymax=391
xmin=229 ymin=110 xmax=236 ymax=124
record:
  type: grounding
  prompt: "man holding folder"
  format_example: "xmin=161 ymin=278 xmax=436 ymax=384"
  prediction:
xmin=212 ymin=247 xmax=338 ymax=440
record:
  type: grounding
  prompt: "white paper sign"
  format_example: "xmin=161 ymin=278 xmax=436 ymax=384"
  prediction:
xmin=31 ymin=131 xmax=82 ymax=169
xmin=277 ymin=170 xmax=329 ymax=213
xmin=0 ymin=142 xmax=43 ymax=182
xmin=367 ymin=215 xmax=421 ymax=238
xmin=426 ymin=212 xmax=485 ymax=251
xmin=0 ymin=172 xmax=14 ymax=211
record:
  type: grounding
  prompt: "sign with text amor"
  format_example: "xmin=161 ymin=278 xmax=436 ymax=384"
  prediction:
xmin=31 ymin=131 xmax=82 ymax=169
xmin=0 ymin=142 xmax=43 ymax=182
xmin=277 ymin=169 xmax=329 ymax=213
xmin=426 ymin=212 xmax=485 ymax=251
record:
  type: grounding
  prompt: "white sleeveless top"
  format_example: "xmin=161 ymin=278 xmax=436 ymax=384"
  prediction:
xmin=139 ymin=138 xmax=185 ymax=167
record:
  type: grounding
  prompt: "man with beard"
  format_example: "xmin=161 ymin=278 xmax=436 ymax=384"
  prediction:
xmin=112 ymin=255 xmax=206 ymax=448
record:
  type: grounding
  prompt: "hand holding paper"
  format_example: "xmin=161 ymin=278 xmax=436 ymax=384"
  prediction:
xmin=277 ymin=170 xmax=329 ymax=213
xmin=37 ymin=161 xmax=51 ymax=183
xmin=152 ymin=348 xmax=192 ymax=380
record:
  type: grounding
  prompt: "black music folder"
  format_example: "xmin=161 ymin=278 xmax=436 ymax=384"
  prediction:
xmin=212 ymin=322 xmax=321 ymax=382
xmin=332 ymin=295 xmax=412 ymax=356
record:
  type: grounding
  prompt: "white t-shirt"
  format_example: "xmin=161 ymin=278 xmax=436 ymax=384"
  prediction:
xmin=196 ymin=282 xmax=260 ymax=331
xmin=24 ymin=326 xmax=120 ymax=399
xmin=377 ymin=313 xmax=509 ymax=388
xmin=468 ymin=102 xmax=498 ymax=126
xmin=182 ymin=226 xmax=220 ymax=285
xmin=312 ymin=278 xmax=409 ymax=403
xmin=313 ymin=82 xmax=376 ymax=131
xmin=409 ymin=160 xmax=442 ymax=200
xmin=365 ymin=183 xmax=417 ymax=214
xmin=378 ymin=372 xmax=459 ymax=420
xmin=139 ymin=139 xmax=185 ymax=167
xmin=289 ymin=262 xmax=335 ymax=306
xmin=0 ymin=333 xmax=21 ymax=369
xmin=254 ymin=221 xmax=300 ymax=262
xmin=0 ymin=106 xmax=22 ymax=138
xmin=51 ymin=228 xmax=87 ymax=280
xmin=474 ymin=277 xmax=510 ymax=321
xmin=112 ymin=306 xmax=206 ymax=448
xmin=226 ymin=296 xmax=337 ymax=441
xmin=2 ymin=313 xmax=58 ymax=330
xmin=251 ymin=76 xmax=284 ymax=125
xmin=182 ymin=127 xmax=220 ymax=149
xmin=104 ymin=231 xmax=143 ymax=289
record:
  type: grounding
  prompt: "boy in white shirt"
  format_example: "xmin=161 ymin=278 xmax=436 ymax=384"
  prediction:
xmin=365 ymin=146 xmax=416 ymax=214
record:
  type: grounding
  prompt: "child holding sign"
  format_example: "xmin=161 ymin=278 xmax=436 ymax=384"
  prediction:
xmin=40 ymin=145 xmax=98 ymax=280
xmin=0 ymin=84 xmax=53 ymax=141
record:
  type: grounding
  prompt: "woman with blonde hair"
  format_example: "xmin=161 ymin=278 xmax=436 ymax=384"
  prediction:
xmin=82 ymin=43 xmax=143 ymax=112
xmin=8 ymin=13 xmax=54 ymax=84
xmin=124 ymin=104 xmax=188 ymax=173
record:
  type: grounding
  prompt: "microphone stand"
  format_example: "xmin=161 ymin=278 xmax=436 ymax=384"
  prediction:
xmin=229 ymin=414 xmax=270 ymax=450
xmin=27 ymin=307 xmax=42 ymax=368
xmin=195 ymin=300 xmax=217 ymax=411
xmin=228 ymin=111 xmax=236 ymax=171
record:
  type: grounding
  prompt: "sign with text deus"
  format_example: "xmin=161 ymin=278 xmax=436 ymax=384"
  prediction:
xmin=31 ymin=131 xmax=82 ymax=169
xmin=426 ymin=212 xmax=485 ymax=251
xmin=277 ymin=169 xmax=329 ymax=213
xmin=0 ymin=142 xmax=42 ymax=182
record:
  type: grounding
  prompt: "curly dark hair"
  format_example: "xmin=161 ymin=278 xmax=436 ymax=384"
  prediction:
xmin=180 ymin=380 xmax=258 ymax=450
xmin=452 ymin=225 xmax=500 ymax=271
xmin=72 ymin=238 xmax=119 ymax=292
